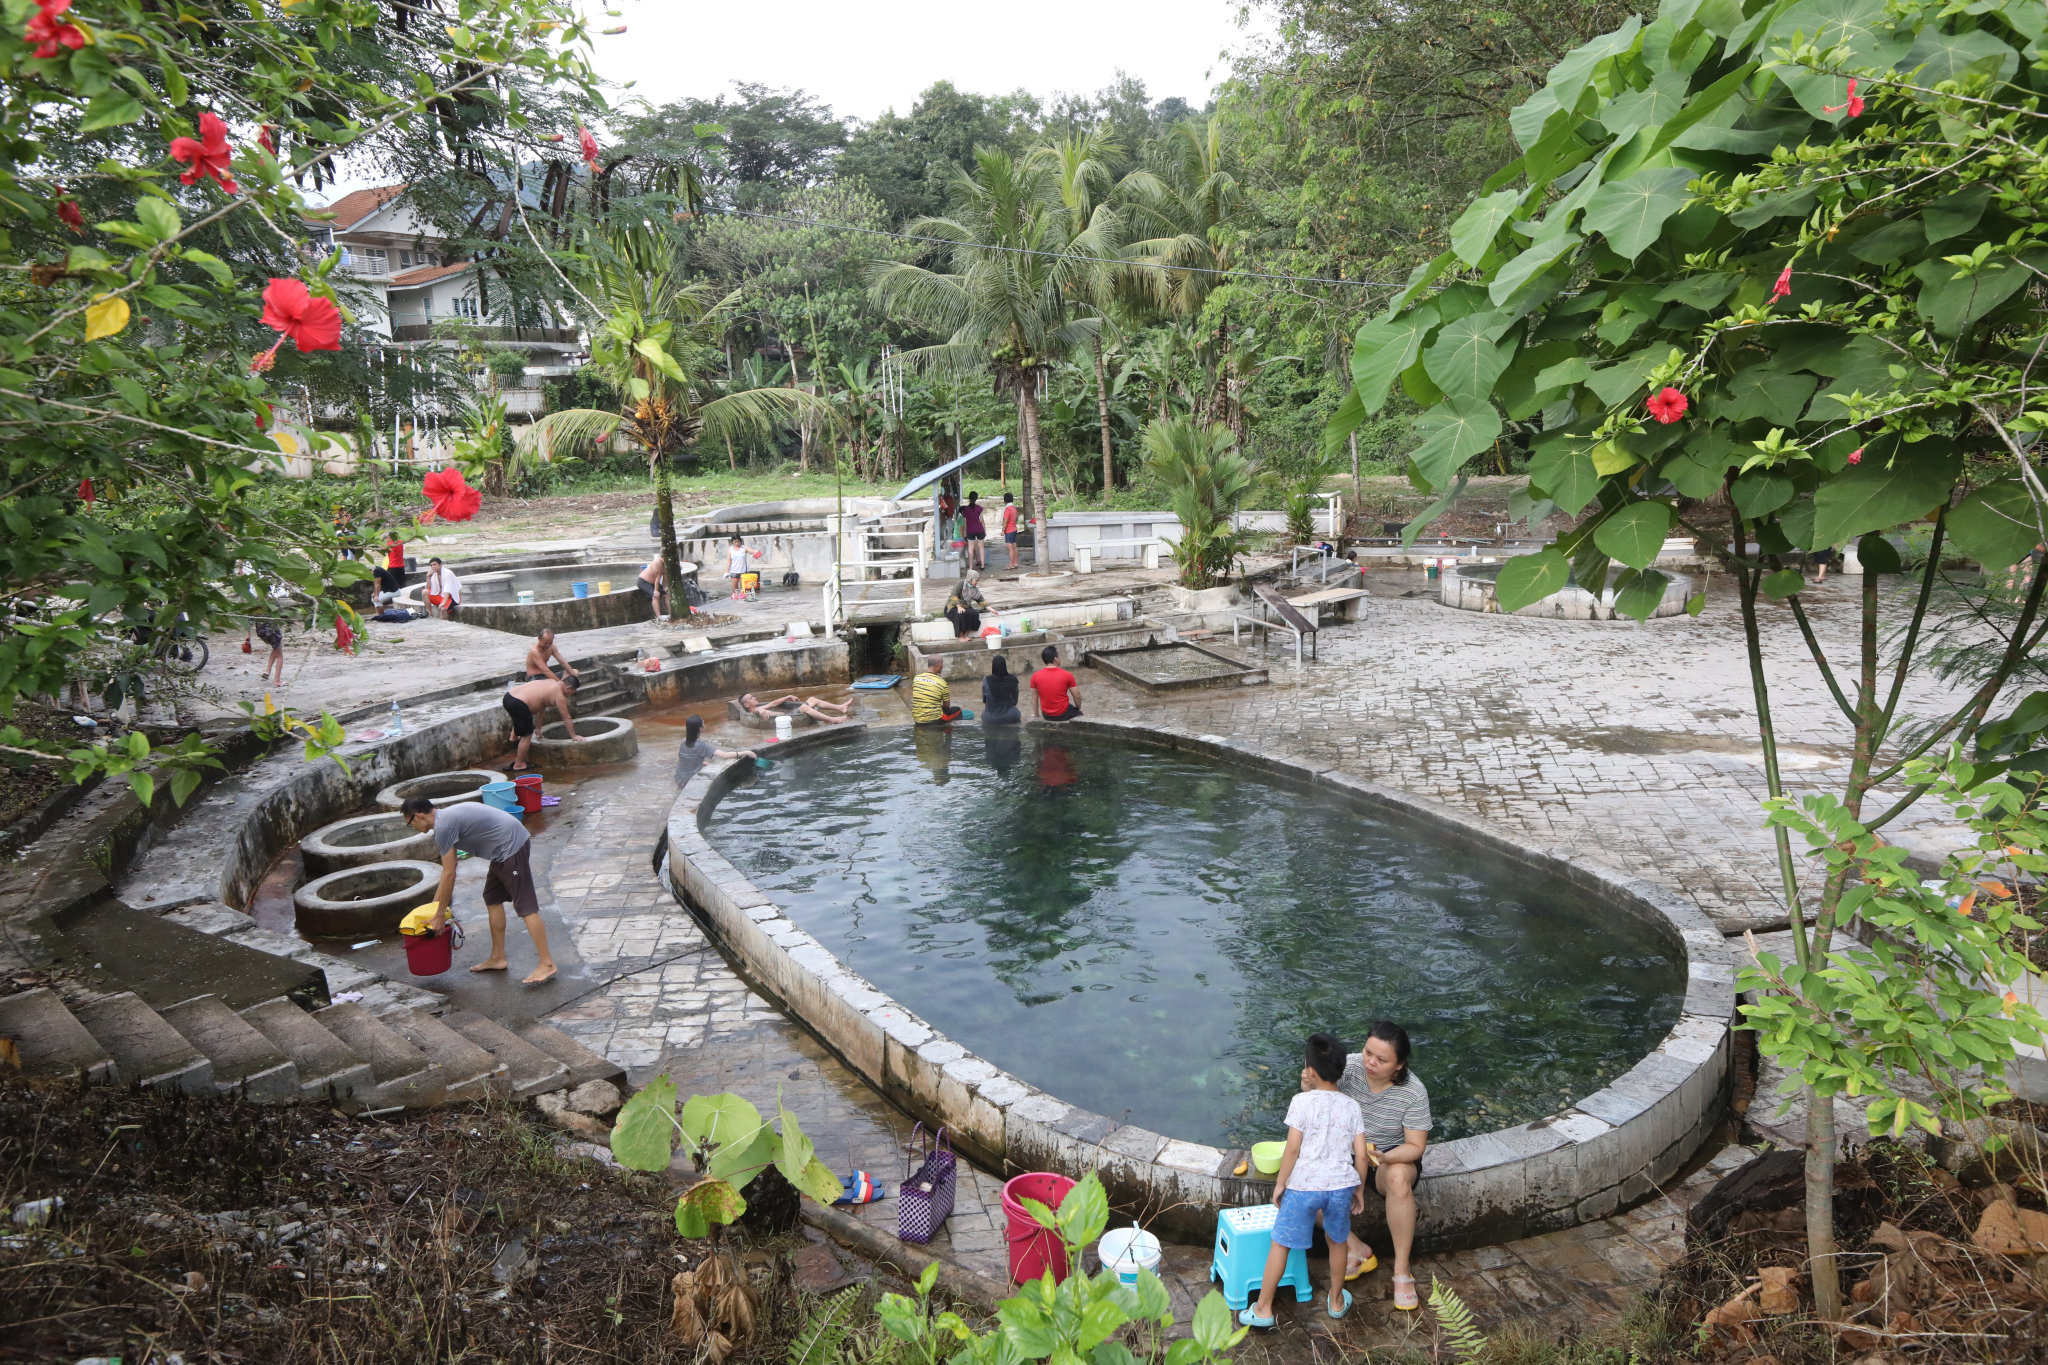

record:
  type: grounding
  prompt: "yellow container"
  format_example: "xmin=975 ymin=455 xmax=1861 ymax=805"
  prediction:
xmin=597 ymin=580 xmax=612 ymax=594
xmin=399 ymin=902 xmax=442 ymax=937
xmin=1251 ymin=1141 xmax=1287 ymax=1175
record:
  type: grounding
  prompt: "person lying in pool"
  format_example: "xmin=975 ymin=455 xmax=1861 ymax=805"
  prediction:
xmin=739 ymin=691 xmax=854 ymax=725
xmin=1335 ymin=1021 xmax=1430 ymax=1310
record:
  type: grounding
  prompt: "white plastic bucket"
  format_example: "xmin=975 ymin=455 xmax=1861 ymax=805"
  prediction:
xmin=774 ymin=715 xmax=794 ymax=740
xmin=1097 ymin=1226 xmax=1161 ymax=1286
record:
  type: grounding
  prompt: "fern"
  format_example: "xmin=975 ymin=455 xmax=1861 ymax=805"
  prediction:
xmin=788 ymin=1289 xmax=855 ymax=1365
xmin=1429 ymin=1276 xmax=1488 ymax=1364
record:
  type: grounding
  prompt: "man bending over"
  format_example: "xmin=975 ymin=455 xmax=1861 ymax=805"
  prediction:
xmin=504 ymin=673 xmax=579 ymax=771
xmin=403 ymin=797 xmax=557 ymax=985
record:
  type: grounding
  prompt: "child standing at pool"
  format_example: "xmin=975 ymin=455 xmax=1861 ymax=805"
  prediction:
xmin=726 ymin=535 xmax=762 ymax=601
xmin=1240 ymin=1033 xmax=1367 ymax=1328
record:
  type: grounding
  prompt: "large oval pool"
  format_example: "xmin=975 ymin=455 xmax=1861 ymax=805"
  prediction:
xmin=708 ymin=732 xmax=1685 ymax=1147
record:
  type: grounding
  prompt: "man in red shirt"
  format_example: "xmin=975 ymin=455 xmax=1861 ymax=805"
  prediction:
xmin=1028 ymin=645 xmax=1081 ymax=721
xmin=1001 ymin=492 xmax=1020 ymax=570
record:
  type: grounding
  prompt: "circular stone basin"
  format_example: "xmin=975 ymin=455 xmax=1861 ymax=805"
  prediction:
xmin=530 ymin=716 xmax=638 ymax=770
xmin=395 ymin=559 xmax=674 ymax=609
xmin=293 ymin=859 xmax=441 ymax=939
xmin=1443 ymin=561 xmax=1694 ymax=620
xmin=374 ymin=769 xmax=503 ymax=812
xmin=706 ymin=733 xmax=1686 ymax=1147
xmin=300 ymin=811 xmax=439 ymax=876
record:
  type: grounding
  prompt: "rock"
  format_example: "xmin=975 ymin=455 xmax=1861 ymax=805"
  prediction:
xmin=542 ymin=1105 xmax=611 ymax=1144
xmin=1972 ymin=1200 xmax=2048 ymax=1256
xmin=491 ymin=1235 xmax=531 ymax=1284
xmin=556 ymin=1141 xmax=618 ymax=1167
xmin=1757 ymin=1266 xmax=1801 ymax=1314
xmin=565 ymin=1078 xmax=622 ymax=1117
xmin=792 ymin=1241 xmax=856 ymax=1295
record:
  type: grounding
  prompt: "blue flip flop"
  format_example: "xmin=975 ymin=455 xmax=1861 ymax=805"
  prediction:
xmin=1327 ymin=1288 xmax=1353 ymax=1320
xmin=1237 ymin=1307 xmax=1276 ymax=1329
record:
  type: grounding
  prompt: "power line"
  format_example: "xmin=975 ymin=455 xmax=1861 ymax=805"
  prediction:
xmin=701 ymin=207 xmax=1399 ymax=291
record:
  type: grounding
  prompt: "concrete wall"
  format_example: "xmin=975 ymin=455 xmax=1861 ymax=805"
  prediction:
xmin=1440 ymin=567 xmax=1696 ymax=621
xmin=631 ymin=638 xmax=850 ymax=709
xmin=663 ymin=716 xmax=1734 ymax=1248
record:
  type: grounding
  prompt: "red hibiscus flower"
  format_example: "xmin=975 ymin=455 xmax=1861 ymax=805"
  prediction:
xmin=1646 ymin=387 xmax=1689 ymax=424
xmin=1771 ymin=265 xmax=1793 ymax=301
xmin=169 ymin=112 xmax=238 ymax=194
xmin=259 ymin=277 xmax=342 ymax=351
xmin=422 ymin=466 xmax=482 ymax=522
xmin=258 ymin=124 xmax=278 ymax=156
xmin=78 ymin=477 xmax=93 ymax=504
xmin=26 ymin=0 xmax=86 ymax=58
xmin=1824 ymin=79 xmax=1865 ymax=119
xmin=1847 ymin=447 xmax=1863 ymax=466
xmin=55 ymin=194 xmax=83 ymax=233
xmin=578 ymin=124 xmax=601 ymax=173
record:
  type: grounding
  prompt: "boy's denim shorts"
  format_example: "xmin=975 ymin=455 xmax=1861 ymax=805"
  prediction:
xmin=1273 ymin=1185 xmax=1356 ymax=1249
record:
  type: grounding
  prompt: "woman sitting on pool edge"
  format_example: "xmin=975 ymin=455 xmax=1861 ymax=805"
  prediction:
xmin=739 ymin=692 xmax=853 ymax=725
xmin=1337 ymin=1021 xmax=1429 ymax=1310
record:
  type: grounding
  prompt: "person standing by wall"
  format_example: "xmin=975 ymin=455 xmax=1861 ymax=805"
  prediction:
xmin=637 ymin=553 xmax=668 ymax=617
xmin=1001 ymin=492 xmax=1020 ymax=571
xmin=403 ymin=797 xmax=558 ymax=986
xmin=725 ymin=535 xmax=762 ymax=601
xmin=960 ymin=491 xmax=988 ymax=570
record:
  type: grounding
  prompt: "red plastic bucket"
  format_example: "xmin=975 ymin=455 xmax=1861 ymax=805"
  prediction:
xmin=404 ymin=921 xmax=462 ymax=976
xmin=514 ymin=774 xmax=544 ymax=813
xmin=1003 ymin=1172 xmax=1076 ymax=1285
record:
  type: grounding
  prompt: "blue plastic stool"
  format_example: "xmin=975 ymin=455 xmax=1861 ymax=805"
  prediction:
xmin=1210 ymin=1204 xmax=1314 ymax=1311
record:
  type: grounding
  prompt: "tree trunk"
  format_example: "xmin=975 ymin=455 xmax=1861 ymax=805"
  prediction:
xmin=1019 ymin=379 xmax=1046 ymax=570
xmin=1094 ymin=335 xmax=1114 ymax=493
xmin=725 ymin=433 xmax=735 ymax=471
xmin=1350 ymin=430 xmax=1362 ymax=513
xmin=654 ymin=453 xmax=682 ymax=620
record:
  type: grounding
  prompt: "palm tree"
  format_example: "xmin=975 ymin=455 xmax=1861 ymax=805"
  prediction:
xmin=868 ymin=148 xmax=1098 ymax=568
xmin=1029 ymin=129 xmax=1132 ymax=492
xmin=1144 ymin=416 xmax=1253 ymax=590
xmin=521 ymin=233 xmax=830 ymax=595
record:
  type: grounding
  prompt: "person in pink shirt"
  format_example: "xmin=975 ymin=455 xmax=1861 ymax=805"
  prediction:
xmin=1001 ymin=492 xmax=1020 ymax=569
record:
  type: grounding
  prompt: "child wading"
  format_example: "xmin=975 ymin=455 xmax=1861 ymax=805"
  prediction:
xmin=1241 ymin=1033 xmax=1368 ymax=1327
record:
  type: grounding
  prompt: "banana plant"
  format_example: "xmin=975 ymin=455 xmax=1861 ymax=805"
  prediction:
xmin=608 ymin=1079 xmax=843 ymax=1237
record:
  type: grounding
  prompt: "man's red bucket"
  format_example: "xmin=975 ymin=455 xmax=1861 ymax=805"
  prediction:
xmin=404 ymin=921 xmax=462 ymax=976
xmin=1002 ymin=1172 xmax=1076 ymax=1284
xmin=513 ymin=774 xmax=543 ymax=813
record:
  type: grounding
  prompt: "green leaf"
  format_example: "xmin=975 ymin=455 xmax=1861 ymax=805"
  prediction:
xmin=1686 ymin=591 xmax=1706 ymax=616
xmin=1923 ymin=185 xmax=1993 ymax=246
xmin=705 ymin=1119 xmax=777 ymax=1185
xmin=1761 ymin=568 xmax=1806 ymax=599
xmin=127 ymin=769 xmax=155 ymax=808
xmin=1533 ymin=356 xmax=1593 ymax=392
xmin=1913 ymin=255 xmax=2034 ymax=338
xmin=1850 ymin=219 xmax=1923 ymax=265
xmin=1614 ymin=569 xmax=1672 ymax=621
xmin=1600 ymin=70 xmax=1689 ymax=139
xmin=1581 ymin=169 xmax=1695 ymax=260
xmin=673 ymin=1177 xmax=747 ymax=1238
xmin=1487 ymin=233 xmax=1581 ymax=306
xmin=1593 ymin=501 xmax=1674 ymax=570
xmin=1731 ymin=471 xmax=1795 ymax=519
xmin=1077 ymin=1298 xmax=1127 ymax=1352
xmin=1409 ymin=398 xmax=1503 ymax=486
xmin=1811 ymin=442 xmax=1961 ymax=547
xmin=1422 ymin=312 xmax=1517 ymax=400
xmin=1654 ymin=273 xmax=1738 ymax=310
xmin=1545 ymin=16 xmax=1644 ymax=115
xmin=1056 ymin=1172 xmax=1110 ymax=1249
xmin=610 ymin=1074 xmax=678 ymax=1171
xmin=679 ymin=1090 xmax=764 ymax=1149
xmin=135 ymin=197 xmax=180 ymax=244
xmin=1496 ymin=547 xmax=1571 ymax=610
xmin=1857 ymin=531 xmax=1903 ymax=574
xmin=79 ymin=93 xmax=146 ymax=133
xmin=1449 ymin=190 xmax=1523 ymax=267
xmin=789 ymin=1156 xmax=843 ymax=1206
xmin=1585 ymin=349 xmax=1669 ymax=406
xmin=1350 ymin=307 xmax=1437 ymax=415
xmin=1528 ymin=441 xmax=1600 ymax=515
xmin=1190 ymin=1291 xmax=1244 ymax=1352
xmin=1714 ymin=367 xmax=1817 ymax=426
xmin=1496 ymin=339 xmax=1581 ymax=420
xmin=776 ymin=1098 xmax=815 ymax=1179
xmin=1902 ymin=24 xmax=2019 ymax=86
xmin=1948 ymin=480 xmax=2044 ymax=571
xmin=1508 ymin=87 xmax=1561 ymax=150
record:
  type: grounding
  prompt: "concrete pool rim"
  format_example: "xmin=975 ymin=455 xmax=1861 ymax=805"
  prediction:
xmin=662 ymin=716 xmax=1734 ymax=1248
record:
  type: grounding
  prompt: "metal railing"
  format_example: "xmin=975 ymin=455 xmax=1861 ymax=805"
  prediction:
xmin=387 ymin=325 xmax=581 ymax=344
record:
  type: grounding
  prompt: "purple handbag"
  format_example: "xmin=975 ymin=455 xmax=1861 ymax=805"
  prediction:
xmin=898 ymin=1124 xmax=956 ymax=1244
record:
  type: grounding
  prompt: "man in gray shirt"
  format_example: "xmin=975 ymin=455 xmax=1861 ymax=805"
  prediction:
xmin=402 ymin=797 xmax=557 ymax=985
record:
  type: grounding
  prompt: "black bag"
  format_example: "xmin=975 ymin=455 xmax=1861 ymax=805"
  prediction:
xmin=682 ymin=579 xmax=707 ymax=609
xmin=782 ymin=571 xmax=802 ymax=587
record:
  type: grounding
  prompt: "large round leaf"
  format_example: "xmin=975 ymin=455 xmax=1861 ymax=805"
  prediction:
xmin=680 ymin=1091 xmax=766 ymax=1149
xmin=1811 ymin=441 xmax=1959 ymax=547
xmin=1592 ymin=501 xmax=1674 ymax=570
xmin=1409 ymin=397 xmax=1504 ymax=486
xmin=1581 ymin=169 xmax=1695 ymax=260
xmin=1948 ymin=480 xmax=2046 ymax=570
xmin=1496 ymin=547 xmax=1571 ymax=611
xmin=610 ymin=1073 xmax=678 ymax=1172
xmin=673 ymin=1177 xmax=747 ymax=1239
xmin=1422 ymin=312 xmax=1517 ymax=401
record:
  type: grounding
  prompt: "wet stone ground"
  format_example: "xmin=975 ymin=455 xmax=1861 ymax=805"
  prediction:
xmin=325 ymin=570 xmax=1968 ymax=1352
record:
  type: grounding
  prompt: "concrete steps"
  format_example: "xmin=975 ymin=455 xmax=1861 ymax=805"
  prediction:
xmin=1 ymin=983 xmax=592 ymax=1116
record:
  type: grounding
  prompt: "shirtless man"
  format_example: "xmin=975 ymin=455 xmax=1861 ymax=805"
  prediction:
xmin=739 ymin=691 xmax=853 ymax=725
xmin=504 ymin=673 xmax=579 ymax=771
xmin=522 ymin=627 xmax=580 ymax=682
xmin=637 ymin=554 xmax=668 ymax=616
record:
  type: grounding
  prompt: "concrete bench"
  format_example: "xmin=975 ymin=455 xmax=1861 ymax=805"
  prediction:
xmin=1073 ymin=537 xmax=1166 ymax=574
xmin=1286 ymin=587 xmax=1368 ymax=624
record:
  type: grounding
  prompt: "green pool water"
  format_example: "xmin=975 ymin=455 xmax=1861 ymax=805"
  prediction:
xmin=708 ymin=732 xmax=1684 ymax=1147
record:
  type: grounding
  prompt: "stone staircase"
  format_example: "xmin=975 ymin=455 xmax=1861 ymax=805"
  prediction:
xmin=573 ymin=665 xmax=639 ymax=720
xmin=0 ymin=982 xmax=619 ymax=1115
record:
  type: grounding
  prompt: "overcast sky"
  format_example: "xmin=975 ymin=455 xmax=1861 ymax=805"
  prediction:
xmin=583 ymin=0 xmax=1265 ymax=124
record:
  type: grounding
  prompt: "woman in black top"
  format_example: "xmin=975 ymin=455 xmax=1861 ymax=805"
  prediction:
xmin=981 ymin=656 xmax=1021 ymax=725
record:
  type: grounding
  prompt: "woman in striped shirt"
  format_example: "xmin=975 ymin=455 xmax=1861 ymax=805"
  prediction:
xmin=1337 ymin=1022 xmax=1431 ymax=1310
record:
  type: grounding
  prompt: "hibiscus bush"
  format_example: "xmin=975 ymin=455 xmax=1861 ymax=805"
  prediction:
xmin=0 ymin=0 xmax=598 ymax=800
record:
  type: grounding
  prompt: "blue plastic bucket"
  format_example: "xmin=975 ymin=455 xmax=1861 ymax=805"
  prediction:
xmin=480 ymin=781 xmax=520 ymax=816
xmin=571 ymin=581 xmax=590 ymax=598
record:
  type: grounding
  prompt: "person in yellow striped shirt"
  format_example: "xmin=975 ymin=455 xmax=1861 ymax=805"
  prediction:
xmin=910 ymin=657 xmax=962 ymax=724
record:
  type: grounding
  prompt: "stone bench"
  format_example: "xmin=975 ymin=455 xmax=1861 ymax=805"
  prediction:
xmin=1073 ymin=538 xmax=1165 ymax=574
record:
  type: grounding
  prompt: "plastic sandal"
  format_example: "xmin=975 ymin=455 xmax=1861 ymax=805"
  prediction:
xmin=1237 ymin=1307 xmax=1276 ymax=1329
xmin=1327 ymin=1288 xmax=1353 ymax=1320
xmin=1392 ymin=1275 xmax=1419 ymax=1311
xmin=1345 ymin=1251 xmax=1377 ymax=1281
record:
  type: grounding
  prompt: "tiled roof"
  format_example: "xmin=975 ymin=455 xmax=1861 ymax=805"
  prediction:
xmin=387 ymin=262 xmax=472 ymax=288
xmin=311 ymin=183 xmax=406 ymax=231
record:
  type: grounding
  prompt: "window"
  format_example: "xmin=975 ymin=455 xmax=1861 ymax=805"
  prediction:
xmin=452 ymin=296 xmax=480 ymax=320
xmin=420 ymin=294 xmax=432 ymax=317
xmin=349 ymin=247 xmax=387 ymax=275
xmin=398 ymin=250 xmax=414 ymax=268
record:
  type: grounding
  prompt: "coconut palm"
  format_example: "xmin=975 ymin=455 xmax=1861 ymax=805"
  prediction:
xmin=867 ymin=148 xmax=1099 ymax=567
xmin=521 ymin=236 xmax=830 ymax=593
xmin=1144 ymin=416 xmax=1253 ymax=590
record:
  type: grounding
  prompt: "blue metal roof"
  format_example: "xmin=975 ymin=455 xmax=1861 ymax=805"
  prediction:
xmin=890 ymin=436 xmax=1006 ymax=502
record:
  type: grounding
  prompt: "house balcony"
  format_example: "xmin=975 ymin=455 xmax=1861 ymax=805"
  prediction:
xmin=388 ymin=324 xmax=582 ymax=346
